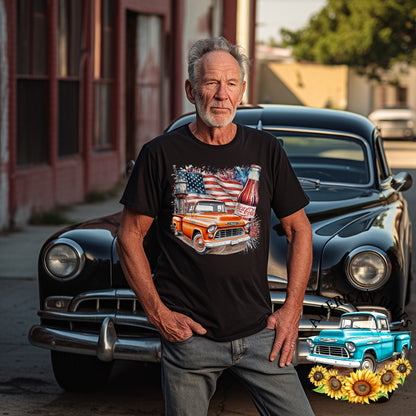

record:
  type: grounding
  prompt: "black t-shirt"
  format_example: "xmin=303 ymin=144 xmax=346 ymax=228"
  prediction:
xmin=120 ymin=124 xmax=308 ymax=341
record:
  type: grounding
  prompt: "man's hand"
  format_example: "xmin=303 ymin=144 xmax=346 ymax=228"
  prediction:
xmin=266 ymin=304 xmax=301 ymax=367
xmin=117 ymin=208 xmax=207 ymax=343
xmin=150 ymin=307 xmax=207 ymax=342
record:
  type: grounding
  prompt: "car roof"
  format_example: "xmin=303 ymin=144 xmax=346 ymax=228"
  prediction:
xmin=167 ymin=105 xmax=376 ymax=144
xmin=342 ymin=311 xmax=388 ymax=319
xmin=369 ymin=107 xmax=416 ymax=118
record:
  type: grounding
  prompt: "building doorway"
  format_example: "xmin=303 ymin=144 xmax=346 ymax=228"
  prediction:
xmin=125 ymin=11 xmax=165 ymax=162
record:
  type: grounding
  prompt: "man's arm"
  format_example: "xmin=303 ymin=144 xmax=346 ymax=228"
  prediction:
xmin=116 ymin=206 xmax=206 ymax=341
xmin=266 ymin=208 xmax=312 ymax=366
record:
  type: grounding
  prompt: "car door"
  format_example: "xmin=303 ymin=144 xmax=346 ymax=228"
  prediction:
xmin=378 ymin=317 xmax=394 ymax=361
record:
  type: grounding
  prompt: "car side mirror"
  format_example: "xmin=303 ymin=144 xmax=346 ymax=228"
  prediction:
xmin=391 ymin=171 xmax=413 ymax=192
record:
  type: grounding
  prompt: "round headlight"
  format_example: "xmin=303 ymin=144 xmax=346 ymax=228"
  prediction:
xmin=43 ymin=238 xmax=85 ymax=280
xmin=306 ymin=338 xmax=314 ymax=348
xmin=345 ymin=342 xmax=356 ymax=352
xmin=345 ymin=247 xmax=391 ymax=291
xmin=207 ymin=225 xmax=217 ymax=234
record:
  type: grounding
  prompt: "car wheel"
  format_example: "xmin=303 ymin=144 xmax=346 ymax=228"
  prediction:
xmin=360 ymin=352 xmax=377 ymax=372
xmin=51 ymin=351 xmax=113 ymax=392
xmin=193 ymin=232 xmax=208 ymax=254
xmin=400 ymin=346 xmax=408 ymax=359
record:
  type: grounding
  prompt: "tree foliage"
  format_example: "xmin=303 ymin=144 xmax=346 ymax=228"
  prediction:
xmin=281 ymin=0 xmax=416 ymax=80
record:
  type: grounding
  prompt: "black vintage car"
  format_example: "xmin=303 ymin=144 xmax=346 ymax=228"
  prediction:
xmin=29 ymin=105 xmax=413 ymax=391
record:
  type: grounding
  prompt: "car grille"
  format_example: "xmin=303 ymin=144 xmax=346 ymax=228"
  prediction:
xmin=215 ymin=227 xmax=244 ymax=239
xmin=314 ymin=345 xmax=349 ymax=358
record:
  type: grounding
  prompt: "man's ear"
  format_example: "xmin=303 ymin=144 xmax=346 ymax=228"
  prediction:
xmin=185 ymin=79 xmax=196 ymax=104
xmin=237 ymin=81 xmax=247 ymax=105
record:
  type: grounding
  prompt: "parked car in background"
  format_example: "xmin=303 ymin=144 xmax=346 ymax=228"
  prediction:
xmin=29 ymin=105 xmax=413 ymax=391
xmin=306 ymin=311 xmax=411 ymax=372
xmin=368 ymin=106 xmax=416 ymax=141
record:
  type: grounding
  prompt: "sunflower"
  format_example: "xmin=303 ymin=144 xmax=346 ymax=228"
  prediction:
xmin=344 ymin=369 xmax=381 ymax=404
xmin=378 ymin=364 xmax=401 ymax=394
xmin=308 ymin=365 xmax=328 ymax=386
xmin=323 ymin=369 xmax=345 ymax=400
xmin=393 ymin=358 xmax=412 ymax=379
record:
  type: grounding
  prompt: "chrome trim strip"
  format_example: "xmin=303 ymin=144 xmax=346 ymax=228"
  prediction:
xmin=38 ymin=310 xmax=157 ymax=331
xmin=205 ymin=235 xmax=250 ymax=248
xmin=306 ymin=355 xmax=361 ymax=368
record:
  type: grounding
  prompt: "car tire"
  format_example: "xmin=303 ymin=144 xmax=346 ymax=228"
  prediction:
xmin=193 ymin=232 xmax=208 ymax=254
xmin=51 ymin=351 xmax=113 ymax=392
xmin=360 ymin=352 xmax=377 ymax=372
xmin=400 ymin=346 xmax=408 ymax=359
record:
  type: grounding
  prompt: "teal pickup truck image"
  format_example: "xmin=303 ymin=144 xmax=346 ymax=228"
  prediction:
xmin=306 ymin=312 xmax=411 ymax=372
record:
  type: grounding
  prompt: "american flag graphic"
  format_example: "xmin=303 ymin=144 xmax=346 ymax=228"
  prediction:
xmin=178 ymin=169 xmax=243 ymax=213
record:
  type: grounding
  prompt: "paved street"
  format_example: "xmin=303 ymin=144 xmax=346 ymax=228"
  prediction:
xmin=1 ymin=140 xmax=416 ymax=415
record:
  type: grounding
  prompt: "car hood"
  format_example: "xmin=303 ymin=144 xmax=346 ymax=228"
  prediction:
xmin=305 ymin=186 xmax=382 ymax=217
xmin=189 ymin=212 xmax=244 ymax=223
xmin=314 ymin=329 xmax=374 ymax=342
xmin=268 ymin=185 xmax=388 ymax=290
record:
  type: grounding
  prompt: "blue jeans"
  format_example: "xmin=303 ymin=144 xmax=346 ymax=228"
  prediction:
xmin=161 ymin=327 xmax=315 ymax=416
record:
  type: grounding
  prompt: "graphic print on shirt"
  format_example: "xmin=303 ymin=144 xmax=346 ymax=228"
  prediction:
xmin=171 ymin=164 xmax=261 ymax=255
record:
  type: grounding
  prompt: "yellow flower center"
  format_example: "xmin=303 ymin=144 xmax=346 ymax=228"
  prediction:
xmin=381 ymin=370 xmax=393 ymax=385
xmin=329 ymin=376 xmax=342 ymax=391
xmin=353 ymin=380 xmax=371 ymax=396
xmin=397 ymin=364 xmax=408 ymax=374
xmin=314 ymin=372 xmax=324 ymax=382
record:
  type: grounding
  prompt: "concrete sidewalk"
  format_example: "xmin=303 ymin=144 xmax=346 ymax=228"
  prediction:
xmin=0 ymin=196 xmax=122 ymax=279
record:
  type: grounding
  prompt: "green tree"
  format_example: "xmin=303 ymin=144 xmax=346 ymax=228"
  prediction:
xmin=281 ymin=0 xmax=416 ymax=80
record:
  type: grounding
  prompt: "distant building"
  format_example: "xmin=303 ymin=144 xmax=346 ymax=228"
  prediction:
xmin=0 ymin=0 xmax=257 ymax=230
xmin=255 ymin=45 xmax=416 ymax=118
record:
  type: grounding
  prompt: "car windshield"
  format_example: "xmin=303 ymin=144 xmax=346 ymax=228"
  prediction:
xmin=194 ymin=201 xmax=226 ymax=213
xmin=340 ymin=314 xmax=377 ymax=330
xmin=267 ymin=133 xmax=370 ymax=185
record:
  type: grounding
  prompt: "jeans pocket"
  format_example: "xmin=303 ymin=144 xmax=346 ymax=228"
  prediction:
xmin=163 ymin=334 xmax=194 ymax=345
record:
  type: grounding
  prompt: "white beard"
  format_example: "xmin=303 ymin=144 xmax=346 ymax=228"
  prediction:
xmin=194 ymin=94 xmax=235 ymax=127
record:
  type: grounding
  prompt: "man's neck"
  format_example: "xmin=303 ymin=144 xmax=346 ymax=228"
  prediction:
xmin=189 ymin=120 xmax=237 ymax=146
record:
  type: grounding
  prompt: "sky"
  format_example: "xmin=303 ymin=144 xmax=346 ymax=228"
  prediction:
xmin=256 ymin=0 xmax=327 ymax=43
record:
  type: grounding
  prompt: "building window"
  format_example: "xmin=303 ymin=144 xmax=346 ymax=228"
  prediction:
xmin=93 ymin=0 xmax=115 ymax=150
xmin=396 ymin=87 xmax=408 ymax=107
xmin=16 ymin=0 xmax=48 ymax=166
xmin=58 ymin=0 xmax=82 ymax=157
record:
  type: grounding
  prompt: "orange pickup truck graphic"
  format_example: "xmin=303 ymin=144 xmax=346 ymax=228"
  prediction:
xmin=172 ymin=199 xmax=250 ymax=254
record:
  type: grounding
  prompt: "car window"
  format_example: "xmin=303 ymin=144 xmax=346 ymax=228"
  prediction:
xmin=267 ymin=132 xmax=370 ymax=185
xmin=378 ymin=318 xmax=389 ymax=331
xmin=340 ymin=314 xmax=377 ymax=329
xmin=194 ymin=202 xmax=226 ymax=213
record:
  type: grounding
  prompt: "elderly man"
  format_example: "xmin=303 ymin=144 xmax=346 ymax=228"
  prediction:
xmin=117 ymin=37 xmax=315 ymax=416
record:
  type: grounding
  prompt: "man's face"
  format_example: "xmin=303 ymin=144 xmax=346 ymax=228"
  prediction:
xmin=192 ymin=51 xmax=246 ymax=128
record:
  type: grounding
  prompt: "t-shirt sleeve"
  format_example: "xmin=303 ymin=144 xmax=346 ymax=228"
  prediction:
xmin=119 ymin=142 xmax=162 ymax=217
xmin=271 ymin=141 xmax=309 ymax=218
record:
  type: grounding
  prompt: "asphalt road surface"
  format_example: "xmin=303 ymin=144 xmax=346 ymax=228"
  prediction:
xmin=1 ymin=141 xmax=416 ymax=416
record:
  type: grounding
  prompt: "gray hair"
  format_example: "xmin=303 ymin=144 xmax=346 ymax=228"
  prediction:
xmin=188 ymin=37 xmax=249 ymax=87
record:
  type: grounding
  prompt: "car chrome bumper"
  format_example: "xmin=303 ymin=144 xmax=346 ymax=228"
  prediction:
xmin=28 ymin=288 xmax=357 ymax=365
xmin=205 ymin=235 xmax=250 ymax=248
xmin=306 ymin=355 xmax=361 ymax=368
xmin=29 ymin=317 xmax=162 ymax=362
